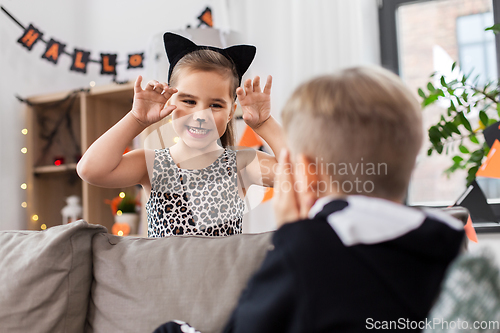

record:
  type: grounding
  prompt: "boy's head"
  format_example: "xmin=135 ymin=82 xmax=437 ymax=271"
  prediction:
xmin=281 ymin=66 xmax=422 ymax=202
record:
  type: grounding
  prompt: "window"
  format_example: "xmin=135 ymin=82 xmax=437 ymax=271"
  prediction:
xmin=457 ymin=12 xmax=497 ymax=86
xmin=379 ymin=0 xmax=500 ymax=209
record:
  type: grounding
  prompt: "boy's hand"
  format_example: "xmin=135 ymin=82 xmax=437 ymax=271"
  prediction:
xmin=273 ymin=149 xmax=315 ymax=228
xmin=237 ymin=75 xmax=272 ymax=129
xmin=131 ymin=75 xmax=177 ymax=127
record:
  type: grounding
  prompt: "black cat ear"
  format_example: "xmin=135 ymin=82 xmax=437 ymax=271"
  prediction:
xmin=164 ymin=32 xmax=198 ymax=82
xmin=163 ymin=32 xmax=197 ymax=64
xmin=224 ymin=45 xmax=256 ymax=83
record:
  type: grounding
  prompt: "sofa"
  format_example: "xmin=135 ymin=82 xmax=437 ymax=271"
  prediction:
xmin=0 ymin=220 xmax=273 ymax=333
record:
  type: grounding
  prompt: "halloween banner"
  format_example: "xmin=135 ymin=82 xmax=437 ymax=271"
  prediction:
xmin=1 ymin=5 xmax=214 ymax=77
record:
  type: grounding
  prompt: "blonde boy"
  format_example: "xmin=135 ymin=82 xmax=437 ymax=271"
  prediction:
xmin=223 ymin=66 xmax=465 ymax=332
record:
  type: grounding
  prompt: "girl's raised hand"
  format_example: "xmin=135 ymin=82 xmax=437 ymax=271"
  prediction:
xmin=237 ymin=75 xmax=272 ymax=129
xmin=131 ymin=75 xmax=177 ymax=127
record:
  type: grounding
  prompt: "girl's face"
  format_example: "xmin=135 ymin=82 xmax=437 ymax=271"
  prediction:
xmin=170 ymin=69 xmax=235 ymax=150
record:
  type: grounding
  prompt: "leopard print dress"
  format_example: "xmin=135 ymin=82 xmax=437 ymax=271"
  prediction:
xmin=146 ymin=148 xmax=245 ymax=237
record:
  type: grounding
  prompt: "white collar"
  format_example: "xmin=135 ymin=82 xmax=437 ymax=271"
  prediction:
xmin=308 ymin=195 xmax=463 ymax=246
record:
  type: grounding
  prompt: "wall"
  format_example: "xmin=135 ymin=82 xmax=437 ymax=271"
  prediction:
xmin=0 ymin=0 xmax=381 ymax=231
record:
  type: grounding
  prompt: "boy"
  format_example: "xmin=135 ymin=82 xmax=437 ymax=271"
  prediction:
xmin=155 ymin=66 xmax=465 ymax=332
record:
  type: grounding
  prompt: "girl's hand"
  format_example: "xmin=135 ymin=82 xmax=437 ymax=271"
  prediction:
xmin=237 ymin=75 xmax=272 ymax=129
xmin=130 ymin=75 xmax=177 ymax=127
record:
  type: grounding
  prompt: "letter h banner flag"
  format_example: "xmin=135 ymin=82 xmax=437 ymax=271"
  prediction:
xmin=17 ymin=24 xmax=43 ymax=50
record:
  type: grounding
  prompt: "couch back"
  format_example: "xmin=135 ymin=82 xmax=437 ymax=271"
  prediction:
xmin=88 ymin=228 xmax=273 ymax=333
xmin=0 ymin=221 xmax=273 ymax=333
xmin=0 ymin=220 xmax=106 ymax=333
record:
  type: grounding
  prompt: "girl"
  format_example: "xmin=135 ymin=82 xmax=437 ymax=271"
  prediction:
xmin=77 ymin=32 xmax=285 ymax=237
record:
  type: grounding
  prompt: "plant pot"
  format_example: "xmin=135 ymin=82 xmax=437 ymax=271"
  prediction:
xmin=114 ymin=213 xmax=139 ymax=235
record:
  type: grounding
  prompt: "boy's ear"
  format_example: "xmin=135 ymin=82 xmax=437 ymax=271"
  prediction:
xmin=295 ymin=154 xmax=320 ymax=195
xmin=294 ymin=153 xmax=320 ymax=216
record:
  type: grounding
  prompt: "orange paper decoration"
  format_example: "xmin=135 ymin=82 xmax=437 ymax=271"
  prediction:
xmin=238 ymin=125 xmax=263 ymax=148
xmin=464 ymin=215 xmax=478 ymax=243
xmin=262 ymin=187 xmax=274 ymax=203
xmin=112 ymin=223 xmax=131 ymax=236
xmin=476 ymin=139 xmax=500 ymax=179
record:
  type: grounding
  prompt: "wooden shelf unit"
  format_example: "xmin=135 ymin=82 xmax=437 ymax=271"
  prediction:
xmin=25 ymin=82 xmax=140 ymax=231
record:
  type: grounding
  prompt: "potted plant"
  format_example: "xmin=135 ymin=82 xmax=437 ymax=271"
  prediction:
xmin=105 ymin=192 xmax=139 ymax=235
xmin=418 ymin=25 xmax=500 ymax=186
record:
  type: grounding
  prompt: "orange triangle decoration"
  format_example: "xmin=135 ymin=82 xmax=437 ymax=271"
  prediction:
xmin=197 ymin=7 xmax=213 ymax=27
xmin=238 ymin=125 xmax=263 ymax=148
xmin=262 ymin=187 xmax=274 ymax=203
xmin=476 ymin=139 xmax=500 ymax=179
xmin=464 ymin=215 xmax=478 ymax=243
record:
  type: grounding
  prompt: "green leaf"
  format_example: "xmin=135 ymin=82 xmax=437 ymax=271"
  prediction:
xmin=449 ymin=100 xmax=456 ymax=112
xmin=418 ymin=88 xmax=426 ymax=98
xmin=427 ymin=82 xmax=436 ymax=92
xmin=445 ymin=164 xmax=459 ymax=176
xmin=427 ymin=148 xmax=433 ymax=156
xmin=435 ymin=142 xmax=444 ymax=154
xmin=485 ymin=23 xmax=500 ymax=34
xmin=429 ymin=126 xmax=442 ymax=142
xmin=496 ymin=103 xmax=500 ymax=118
xmin=459 ymin=145 xmax=470 ymax=154
xmin=469 ymin=149 xmax=484 ymax=163
xmin=458 ymin=112 xmax=473 ymax=131
xmin=469 ymin=134 xmax=479 ymax=144
xmin=466 ymin=165 xmax=479 ymax=185
xmin=451 ymin=61 xmax=457 ymax=71
xmin=462 ymin=92 xmax=468 ymax=103
xmin=488 ymin=118 xmax=498 ymax=126
xmin=444 ymin=122 xmax=461 ymax=135
xmin=440 ymin=76 xmax=447 ymax=87
xmin=452 ymin=155 xmax=464 ymax=163
xmin=423 ymin=94 xmax=439 ymax=107
xmin=479 ymin=110 xmax=489 ymax=127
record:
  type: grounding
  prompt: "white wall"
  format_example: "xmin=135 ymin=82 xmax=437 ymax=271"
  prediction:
xmin=0 ymin=0 xmax=381 ymax=231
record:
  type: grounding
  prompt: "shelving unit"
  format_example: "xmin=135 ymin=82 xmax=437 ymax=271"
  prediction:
xmin=25 ymin=82 xmax=141 ymax=232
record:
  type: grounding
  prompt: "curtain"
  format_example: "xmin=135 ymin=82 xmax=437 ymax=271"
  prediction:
xmin=220 ymin=0 xmax=381 ymax=232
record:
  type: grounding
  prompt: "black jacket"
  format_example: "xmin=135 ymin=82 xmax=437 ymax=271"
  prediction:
xmin=223 ymin=196 xmax=465 ymax=333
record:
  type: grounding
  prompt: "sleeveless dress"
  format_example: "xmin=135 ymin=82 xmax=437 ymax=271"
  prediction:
xmin=146 ymin=148 xmax=245 ymax=237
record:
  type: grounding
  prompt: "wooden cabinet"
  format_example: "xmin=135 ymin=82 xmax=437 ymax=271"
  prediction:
xmin=25 ymin=82 xmax=142 ymax=232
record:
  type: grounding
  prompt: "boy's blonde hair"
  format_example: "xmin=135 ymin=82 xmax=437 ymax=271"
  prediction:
xmin=169 ymin=49 xmax=238 ymax=148
xmin=281 ymin=66 xmax=422 ymax=201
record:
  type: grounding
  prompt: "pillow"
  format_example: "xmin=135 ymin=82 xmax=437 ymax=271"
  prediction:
xmin=87 ymin=232 xmax=273 ymax=333
xmin=0 ymin=220 xmax=107 ymax=333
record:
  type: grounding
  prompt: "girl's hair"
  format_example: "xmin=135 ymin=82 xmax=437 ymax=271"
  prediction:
xmin=169 ymin=49 xmax=239 ymax=148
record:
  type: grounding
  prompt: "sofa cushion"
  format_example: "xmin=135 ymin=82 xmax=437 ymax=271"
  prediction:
xmin=87 ymin=232 xmax=273 ymax=333
xmin=0 ymin=220 xmax=107 ymax=333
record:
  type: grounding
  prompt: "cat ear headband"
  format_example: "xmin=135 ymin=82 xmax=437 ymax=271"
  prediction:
xmin=163 ymin=32 xmax=256 ymax=85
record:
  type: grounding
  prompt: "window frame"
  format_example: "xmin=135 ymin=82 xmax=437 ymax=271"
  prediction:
xmin=378 ymin=0 xmax=500 ymax=232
